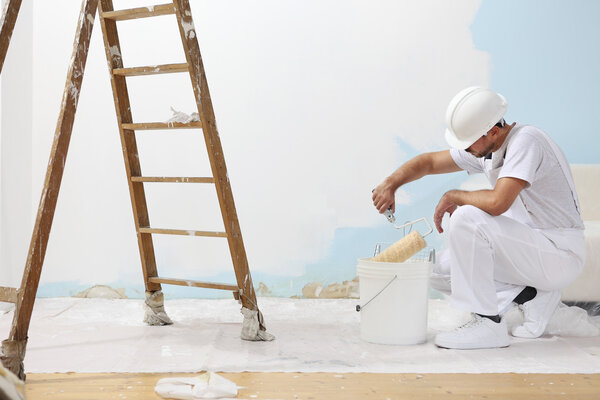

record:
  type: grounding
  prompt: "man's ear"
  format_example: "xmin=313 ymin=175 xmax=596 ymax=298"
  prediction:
xmin=488 ymin=126 xmax=500 ymax=137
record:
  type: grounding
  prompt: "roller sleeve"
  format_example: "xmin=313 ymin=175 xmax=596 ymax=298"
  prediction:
xmin=372 ymin=231 xmax=427 ymax=263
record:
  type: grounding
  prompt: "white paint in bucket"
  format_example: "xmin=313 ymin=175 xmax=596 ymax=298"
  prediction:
xmin=357 ymin=251 xmax=431 ymax=345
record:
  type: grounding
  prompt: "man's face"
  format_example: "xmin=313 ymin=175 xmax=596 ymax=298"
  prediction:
xmin=465 ymin=132 xmax=495 ymax=158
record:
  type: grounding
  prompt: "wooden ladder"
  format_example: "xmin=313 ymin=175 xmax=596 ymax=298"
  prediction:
xmin=1 ymin=0 xmax=266 ymax=380
xmin=97 ymin=0 xmax=260 ymax=303
xmin=0 ymin=0 xmax=22 ymax=74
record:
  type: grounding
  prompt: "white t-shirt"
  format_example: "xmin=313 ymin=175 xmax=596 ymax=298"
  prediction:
xmin=450 ymin=124 xmax=584 ymax=231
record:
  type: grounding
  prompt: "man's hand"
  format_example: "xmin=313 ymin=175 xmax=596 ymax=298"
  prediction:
xmin=372 ymin=181 xmax=396 ymax=214
xmin=372 ymin=151 xmax=462 ymax=216
xmin=434 ymin=192 xmax=458 ymax=233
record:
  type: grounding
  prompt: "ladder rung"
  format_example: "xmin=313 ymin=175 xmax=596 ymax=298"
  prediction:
xmin=122 ymin=122 xmax=203 ymax=131
xmin=0 ymin=286 xmax=18 ymax=303
xmin=139 ymin=227 xmax=227 ymax=238
xmin=131 ymin=177 xmax=215 ymax=183
xmin=148 ymin=277 xmax=238 ymax=292
xmin=113 ymin=63 xmax=189 ymax=77
xmin=101 ymin=4 xmax=175 ymax=21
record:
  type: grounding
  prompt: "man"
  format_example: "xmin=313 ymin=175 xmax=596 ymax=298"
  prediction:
xmin=372 ymin=87 xmax=585 ymax=349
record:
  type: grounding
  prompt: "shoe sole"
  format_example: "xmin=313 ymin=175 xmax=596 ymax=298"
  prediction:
xmin=434 ymin=338 xmax=510 ymax=350
xmin=435 ymin=343 xmax=510 ymax=350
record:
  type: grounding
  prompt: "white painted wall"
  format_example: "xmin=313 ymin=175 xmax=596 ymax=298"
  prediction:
xmin=1 ymin=0 xmax=487 ymax=294
xmin=0 ymin=0 xmax=33 ymax=288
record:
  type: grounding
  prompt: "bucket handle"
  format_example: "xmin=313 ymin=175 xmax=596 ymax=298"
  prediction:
xmin=355 ymin=275 xmax=398 ymax=312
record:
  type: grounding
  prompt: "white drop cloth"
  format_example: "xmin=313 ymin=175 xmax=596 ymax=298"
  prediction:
xmin=0 ymin=298 xmax=598 ymax=374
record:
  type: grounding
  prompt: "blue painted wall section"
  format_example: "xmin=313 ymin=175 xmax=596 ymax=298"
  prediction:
xmin=471 ymin=0 xmax=600 ymax=163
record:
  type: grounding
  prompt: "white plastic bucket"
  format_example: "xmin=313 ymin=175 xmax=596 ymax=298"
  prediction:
xmin=357 ymin=251 xmax=431 ymax=345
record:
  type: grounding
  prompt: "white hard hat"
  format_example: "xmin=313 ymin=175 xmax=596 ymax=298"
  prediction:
xmin=444 ymin=87 xmax=508 ymax=149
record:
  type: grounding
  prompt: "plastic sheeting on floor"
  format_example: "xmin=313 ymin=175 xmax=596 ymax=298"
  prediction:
xmin=0 ymin=298 xmax=599 ymax=374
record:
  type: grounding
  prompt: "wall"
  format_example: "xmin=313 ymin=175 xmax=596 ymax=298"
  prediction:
xmin=0 ymin=0 xmax=33 ymax=289
xmin=1 ymin=0 xmax=598 ymax=299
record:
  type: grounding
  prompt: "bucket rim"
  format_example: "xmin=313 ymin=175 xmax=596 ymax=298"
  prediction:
xmin=357 ymin=257 xmax=432 ymax=266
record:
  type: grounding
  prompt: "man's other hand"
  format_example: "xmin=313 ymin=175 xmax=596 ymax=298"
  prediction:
xmin=434 ymin=192 xmax=458 ymax=233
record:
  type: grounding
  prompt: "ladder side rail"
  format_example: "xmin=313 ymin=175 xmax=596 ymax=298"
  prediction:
xmin=97 ymin=0 xmax=161 ymax=292
xmin=6 ymin=0 xmax=99 ymax=359
xmin=173 ymin=0 xmax=259 ymax=312
xmin=0 ymin=0 xmax=22 ymax=74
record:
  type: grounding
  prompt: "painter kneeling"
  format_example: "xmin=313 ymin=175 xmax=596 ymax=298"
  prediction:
xmin=372 ymin=87 xmax=585 ymax=350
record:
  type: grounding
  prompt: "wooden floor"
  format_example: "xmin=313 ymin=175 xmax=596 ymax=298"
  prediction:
xmin=24 ymin=372 xmax=600 ymax=399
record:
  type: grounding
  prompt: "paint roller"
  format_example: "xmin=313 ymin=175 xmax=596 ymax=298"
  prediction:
xmin=373 ymin=212 xmax=433 ymax=263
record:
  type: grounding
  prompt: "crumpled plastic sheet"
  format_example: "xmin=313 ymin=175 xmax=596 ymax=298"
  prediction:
xmin=166 ymin=107 xmax=200 ymax=124
xmin=504 ymin=302 xmax=600 ymax=337
xmin=546 ymin=303 xmax=600 ymax=337
xmin=155 ymin=372 xmax=240 ymax=399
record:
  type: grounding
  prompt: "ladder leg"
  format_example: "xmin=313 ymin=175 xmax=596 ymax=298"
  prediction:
xmin=0 ymin=0 xmax=23 ymax=74
xmin=97 ymin=0 xmax=170 ymax=326
xmin=172 ymin=0 xmax=261 ymax=319
xmin=0 ymin=0 xmax=99 ymax=379
xmin=97 ymin=0 xmax=163 ymax=296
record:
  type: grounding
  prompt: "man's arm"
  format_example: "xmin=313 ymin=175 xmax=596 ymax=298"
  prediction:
xmin=433 ymin=177 xmax=527 ymax=233
xmin=373 ymin=150 xmax=461 ymax=213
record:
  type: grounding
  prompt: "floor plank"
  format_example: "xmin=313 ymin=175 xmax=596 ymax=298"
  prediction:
xmin=24 ymin=372 xmax=600 ymax=399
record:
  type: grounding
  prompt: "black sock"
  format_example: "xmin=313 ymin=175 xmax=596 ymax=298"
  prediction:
xmin=477 ymin=314 xmax=501 ymax=323
xmin=514 ymin=286 xmax=537 ymax=305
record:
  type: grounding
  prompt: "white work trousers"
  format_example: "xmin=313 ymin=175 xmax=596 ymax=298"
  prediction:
xmin=430 ymin=205 xmax=585 ymax=316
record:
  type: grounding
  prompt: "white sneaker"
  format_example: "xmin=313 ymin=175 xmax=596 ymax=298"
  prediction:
xmin=511 ymin=289 xmax=561 ymax=338
xmin=434 ymin=314 xmax=510 ymax=349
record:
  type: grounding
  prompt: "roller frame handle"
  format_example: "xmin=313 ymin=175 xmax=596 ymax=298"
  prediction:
xmin=392 ymin=217 xmax=433 ymax=238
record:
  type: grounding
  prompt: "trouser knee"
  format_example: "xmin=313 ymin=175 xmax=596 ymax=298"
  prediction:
xmin=448 ymin=205 xmax=490 ymax=234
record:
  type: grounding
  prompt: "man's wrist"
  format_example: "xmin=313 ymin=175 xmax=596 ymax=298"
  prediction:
xmin=386 ymin=171 xmax=407 ymax=190
xmin=384 ymin=176 xmax=399 ymax=191
xmin=444 ymin=190 xmax=461 ymax=205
